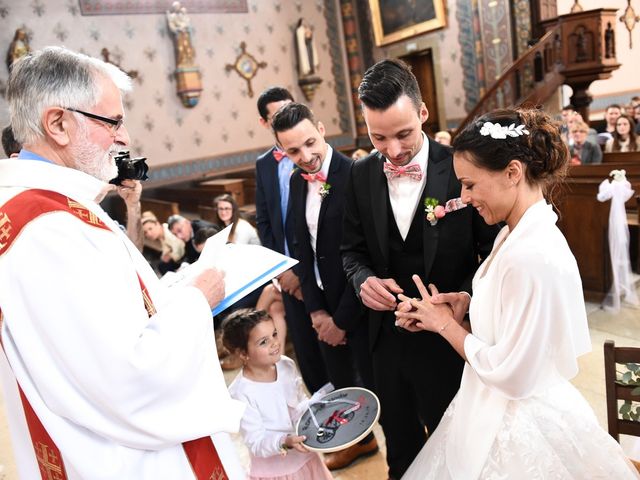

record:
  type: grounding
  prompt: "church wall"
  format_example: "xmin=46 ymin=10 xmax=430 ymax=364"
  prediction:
xmin=0 ymin=0 xmax=354 ymax=185
xmin=370 ymin=0 xmax=518 ymax=130
xmin=367 ymin=0 xmax=639 ymax=127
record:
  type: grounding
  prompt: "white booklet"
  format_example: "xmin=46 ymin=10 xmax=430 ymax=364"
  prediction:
xmin=161 ymin=225 xmax=298 ymax=315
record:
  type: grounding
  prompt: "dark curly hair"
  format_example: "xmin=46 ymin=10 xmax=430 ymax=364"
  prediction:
xmin=221 ymin=309 xmax=271 ymax=354
xmin=452 ymin=108 xmax=568 ymax=199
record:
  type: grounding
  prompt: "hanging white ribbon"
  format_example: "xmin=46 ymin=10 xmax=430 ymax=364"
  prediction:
xmin=596 ymin=169 xmax=640 ymax=312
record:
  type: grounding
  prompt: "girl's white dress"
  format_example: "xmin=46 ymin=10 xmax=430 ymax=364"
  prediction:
xmin=402 ymin=201 xmax=639 ymax=480
xmin=228 ymin=356 xmax=332 ymax=480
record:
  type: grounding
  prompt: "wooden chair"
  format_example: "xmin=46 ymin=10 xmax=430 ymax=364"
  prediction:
xmin=604 ymin=340 xmax=640 ymax=442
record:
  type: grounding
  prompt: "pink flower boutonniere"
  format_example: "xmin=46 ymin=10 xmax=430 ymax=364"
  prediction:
xmin=319 ymin=182 xmax=331 ymax=199
xmin=424 ymin=197 xmax=467 ymax=226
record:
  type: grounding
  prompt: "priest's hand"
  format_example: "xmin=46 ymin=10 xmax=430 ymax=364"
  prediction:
xmin=360 ymin=276 xmax=403 ymax=311
xmin=278 ymin=269 xmax=301 ymax=296
xmin=394 ymin=275 xmax=453 ymax=333
xmin=193 ymin=268 xmax=226 ymax=308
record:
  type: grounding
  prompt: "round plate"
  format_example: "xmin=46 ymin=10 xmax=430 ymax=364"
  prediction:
xmin=295 ymin=387 xmax=380 ymax=453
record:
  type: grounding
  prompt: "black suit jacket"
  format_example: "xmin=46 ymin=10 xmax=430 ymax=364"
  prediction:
xmin=290 ymin=149 xmax=363 ymax=331
xmin=255 ymin=147 xmax=302 ymax=276
xmin=341 ymin=138 xmax=500 ymax=347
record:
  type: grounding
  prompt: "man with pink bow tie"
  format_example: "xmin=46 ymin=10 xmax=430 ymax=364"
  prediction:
xmin=254 ymin=87 xmax=330 ymax=395
xmin=340 ymin=59 xmax=500 ymax=480
xmin=272 ymin=102 xmax=380 ymax=470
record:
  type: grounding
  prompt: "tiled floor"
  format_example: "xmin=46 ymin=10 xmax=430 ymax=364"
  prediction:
xmin=1 ymin=296 xmax=639 ymax=479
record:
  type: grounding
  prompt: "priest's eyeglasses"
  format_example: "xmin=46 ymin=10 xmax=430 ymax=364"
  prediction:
xmin=66 ymin=108 xmax=124 ymax=133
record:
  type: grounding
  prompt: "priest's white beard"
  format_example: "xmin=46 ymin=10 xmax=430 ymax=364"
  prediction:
xmin=71 ymin=122 xmax=119 ymax=182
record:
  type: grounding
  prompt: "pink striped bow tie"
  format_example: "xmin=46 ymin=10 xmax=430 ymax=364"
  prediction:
xmin=383 ymin=162 xmax=423 ymax=181
xmin=301 ymin=171 xmax=327 ymax=183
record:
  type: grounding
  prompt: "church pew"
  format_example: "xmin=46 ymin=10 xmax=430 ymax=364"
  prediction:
xmin=194 ymin=178 xmax=246 ymax=206
xmin=221 ymin=170 xmax=257 ymax=205
xmin=602 ymin=151 xmax=640 ymax=164
xmin=197 ymin=205 xmax=218 ymax=225
xmin=140 ymin=198 xmax=179 ymax=223
xmin=556 ymin=163 xmax=640 ymax=301
xmin=147 ymin=188 xmax=215 ymax=213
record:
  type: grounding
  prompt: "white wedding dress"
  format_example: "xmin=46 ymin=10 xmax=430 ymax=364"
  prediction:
xmin=402 ymin=201 xmax=639 ymax=480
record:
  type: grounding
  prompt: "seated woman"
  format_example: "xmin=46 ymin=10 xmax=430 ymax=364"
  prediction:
xmin=397 ymin=108 xmax=639 ymax=479
xmin=605 ymin=114 xmax=639 ymax=153
xmin=141 ymin=211 xmax=185 ymax=275
xmin=213 ymin=194 xmax=260 ymax=245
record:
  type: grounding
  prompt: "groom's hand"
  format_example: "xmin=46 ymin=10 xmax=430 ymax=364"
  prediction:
xmin=360 ymin=276 xmax=403 ymax=311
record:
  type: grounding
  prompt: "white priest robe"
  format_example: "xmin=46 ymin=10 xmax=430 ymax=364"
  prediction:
xmin=402 ymin=200 xmax=639 ymax=480
xmin=0 ymin=159 xmax=246 ymax=479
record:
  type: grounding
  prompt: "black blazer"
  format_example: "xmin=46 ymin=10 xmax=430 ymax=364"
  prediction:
xmin=255 ymin=147 xmax=296 ymax=255
xmin=340 ymin=138 xmax=500 ymax=346
xmin=570 ymin=141 xmax=602 ymax=165
xmin=290 ymin=149 xmax=363 ymax=331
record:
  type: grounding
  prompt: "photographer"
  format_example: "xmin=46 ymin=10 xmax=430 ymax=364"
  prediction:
xmin=0 ymin=47 xmax=245 ymax=479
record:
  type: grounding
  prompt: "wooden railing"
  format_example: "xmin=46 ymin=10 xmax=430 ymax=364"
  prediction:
xmin=455 ymin=8 xmax=620 ymax=134
xmin=456 ymin=25 xmax=563 ymax=134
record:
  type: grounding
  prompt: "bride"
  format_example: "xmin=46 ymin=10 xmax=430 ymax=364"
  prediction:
xmin=395 ymin=108 xmax=639 ymax=479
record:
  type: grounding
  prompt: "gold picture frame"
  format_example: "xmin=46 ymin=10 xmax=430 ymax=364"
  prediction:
xmin=368 ymin=0 xmax=447 ymax=46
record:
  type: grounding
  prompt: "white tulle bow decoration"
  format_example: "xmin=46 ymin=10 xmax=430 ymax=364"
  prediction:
xmin=596 ymin=169 xmax=640 ymax=312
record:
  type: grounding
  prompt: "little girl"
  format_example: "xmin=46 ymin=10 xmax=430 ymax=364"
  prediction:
xmin=222 ymin=309 xmax=333 ymax=480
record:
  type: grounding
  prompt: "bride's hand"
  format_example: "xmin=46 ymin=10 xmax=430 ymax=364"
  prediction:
xmin=394 ymin=275 xmax=454 ymax=333
xmin=430 ymin=287 xmax=470 ymax=325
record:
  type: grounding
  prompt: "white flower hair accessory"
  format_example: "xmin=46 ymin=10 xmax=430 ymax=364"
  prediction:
xmin=479 ymin=122 xmax=530 ymax=139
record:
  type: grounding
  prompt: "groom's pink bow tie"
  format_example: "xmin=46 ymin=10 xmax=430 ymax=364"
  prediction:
xmin=383 ymin=162 xmax=423 ymax=181
xmin=301 ymin=171 xmax=327 ymax=183
xmin=273 ymin=149 xmax=286 ymax=162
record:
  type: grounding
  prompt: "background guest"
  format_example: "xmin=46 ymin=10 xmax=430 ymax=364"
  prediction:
xmin=168 ymin=213 xmax=219 ymax=263
xmin=434 ymin=130 xmax=451 ymax=146
xmin=569 ymin=121 xmax=602 ymax=165
xmin=213 ymin=193 xmax=260 ymax=245
xmin=1 ymin=125 xmax=21 ymax=157
xmin=142 ymin=210 xmax=185 ymax=274
xmin=605 ymin=114 xmax=639 ymax=153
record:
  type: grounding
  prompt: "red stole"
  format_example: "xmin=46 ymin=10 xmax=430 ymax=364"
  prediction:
xmin=0 ymin=189 xmax=228 ymax=480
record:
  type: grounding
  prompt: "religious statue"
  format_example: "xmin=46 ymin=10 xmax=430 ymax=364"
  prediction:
xmin=6 ymin=28 xmax=31 ymax=73
xmin=166 ymin=1 xmax=202 ymax=107
xmin=167 ymin=1 xmax=195 ymax=68
xmin=295 ymin=18 xmax=322 ymax=102
xmin=295 ymin=18 xmax=319 ymax=77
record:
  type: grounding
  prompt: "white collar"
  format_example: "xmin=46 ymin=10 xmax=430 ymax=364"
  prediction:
xmin=0 ymin=159 xmax=107 ymax=205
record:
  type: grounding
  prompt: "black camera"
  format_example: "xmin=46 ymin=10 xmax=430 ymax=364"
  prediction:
xmin=109 ymin=150 xmax=149 ymax=186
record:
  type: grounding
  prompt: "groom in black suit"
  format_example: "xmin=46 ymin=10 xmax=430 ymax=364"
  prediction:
xmin=341 ymin=59 xmax=500 ymax=479
xmin=254 ymin=87 xmax=329 ymax=393
xmin=272 ymin=102 xmax=379 ymax=469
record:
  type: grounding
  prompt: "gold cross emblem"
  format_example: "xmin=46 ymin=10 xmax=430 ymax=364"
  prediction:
xmin=0 ymin=212 xmax=12 ymax=250
xmin=210 ymin=467 xmax=228 ymax=480
xmin=35 ymin=442 xmax=64 ymax=480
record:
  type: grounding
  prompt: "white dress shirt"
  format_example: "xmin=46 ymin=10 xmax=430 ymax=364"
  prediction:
xmin=305 ymin=145 xmax=333 ymax=289
xmin=386 ymin=133 xmax=429 ymax=240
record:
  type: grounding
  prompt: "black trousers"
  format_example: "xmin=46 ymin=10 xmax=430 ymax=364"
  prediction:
xmin=281 ymin=292 xmax=329 ymax=393
xmin=373 ymin=316 xmax=464 ymax=479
